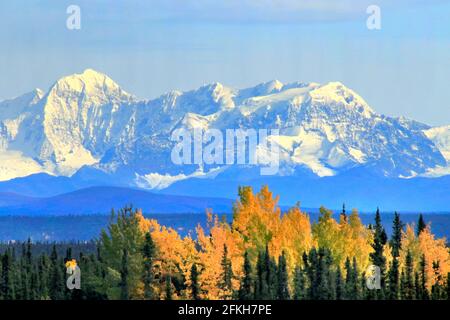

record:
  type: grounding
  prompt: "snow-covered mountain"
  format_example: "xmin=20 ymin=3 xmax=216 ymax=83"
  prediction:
xmin=0 ymin=69 xmax=448 ymax=190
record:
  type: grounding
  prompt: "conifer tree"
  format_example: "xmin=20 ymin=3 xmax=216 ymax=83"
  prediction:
xmin=238 ymin=251 xmax=253 ymax=300
xmin=219 ymin=244 xmax=233 ymax=299
xmin=370 ymin=208 xmax=387 ymax=298
xmin=344 ymin=257 xmax=353 ymax=299
xmin=419 ymin=254 xmax=429 ymax=300
xmin=119 ymin=248 xmax=129 ymax=300
xmin=340 ymin=203 xmax=347 ymax=222
xmin=390 ymin=212 xmax=402 ymax=257
xmin=431 ymin=261 xmax=443 ymax=300
xmin=142 ymin=232 xmax=156 ymax=300
xmin=416 ymin=214 xmax=426 ymax=236
xmin=352 ymin=257 xmax=361 ymax=300
xmin=404 ymin=250 xmax=415 ymax=300
xmin=190 ymin=263 xmax=201 ymax=300
xmin=446 ymin=272 xmax=450 ymax=300
xmin=335 ymin=266 xmax=345 ymax=300
xmin=293 ymin=266 xmax=307 ymax=300
xmin=0 ymin=250 xmax=15 ymax=300
xmin=388 ymin=212 xmax=402 ymax=300
xmin=388 ymin=257 xmax=400 ymax=299
xmin=49 ymin=245 xmax=64 ymax=300
xmin=165 ymin=275 xmax=173 ymax=300
xmin=276 ymin=251 xmax=290 ymax=300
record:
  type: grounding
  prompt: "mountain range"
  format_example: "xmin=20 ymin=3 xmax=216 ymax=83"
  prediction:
xmin=0 ymin=69 xmax=449 ymax=212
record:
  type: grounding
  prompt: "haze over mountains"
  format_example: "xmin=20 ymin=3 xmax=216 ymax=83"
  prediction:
xmin=0 ymin=69 xmax=448 ymax=212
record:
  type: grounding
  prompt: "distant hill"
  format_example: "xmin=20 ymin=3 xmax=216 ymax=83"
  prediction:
xmin=0 ymin=186 xmax=233 ymax=215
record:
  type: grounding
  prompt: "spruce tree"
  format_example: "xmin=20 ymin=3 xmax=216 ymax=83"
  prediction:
xmin=416 ymin=214 xmax=426 ymax=236
xmin=404 ymin=250 xmax=415 ymax=300
xmin=344 ymin=257 xmax=354 ymax=299
xmin=388 ymin=212 xmax=402 ymax=300
xmin=388 ymin=257 xmax=400 ymax=299
xmin=49 ymin=245 xmax=64 ymax=300
xmin=446 ymin=272 xmax=450 ymax=300
xmin=219 ymin=244 xmax=233 ymax=299
xmin=0 ymin=250 xmax=15 ymax=300
xmin=341 ymin=203 xmax=347 ymax=222
xmin=142 ymin=232 xmax=156 ymax=300
xmin=238 ymin=251 xmax=253 ymax=300
xmin=335 ymin=266 xmax=345 ymax=300
xmin=431 ymin=261 xmax=443 ymax=300
xmin=190 ymin=263 xmax=201 ymax=300
xmin=419 ymin=254 xmax=429 ymax=300
xmin=390 ymin=212 xmax=402 ymax=258
xmin=276 ymin=252 xmax=290 ymax=300
xmin=165 ymin=275 xmax=173 ymax=300
xmin=293 ymin=266 xmax=307 ymax=300
xmin=369 ymin=208 xmax=387 ymax=298
xmin=352 ymin=257 xmax=361 ymax=299
xmin=119 ymin=248 xmax=129 ymax=300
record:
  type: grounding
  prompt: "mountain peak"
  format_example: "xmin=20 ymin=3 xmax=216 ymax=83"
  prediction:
xmin=309 ymin=81 xmax=374 ymax=116
xmin=50 ymin=69 xmax=131 ymax=100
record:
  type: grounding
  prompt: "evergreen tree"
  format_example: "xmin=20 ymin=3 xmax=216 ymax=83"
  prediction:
xmin=400 ymin=270 xmax=407 ymax=299
xmin=446 ymin=272 xmax=450 ymax=300
xmin=414 ymin=272 xmax=421 ymax=300
xmin=49 ymin=245 xmax=64 ymax=300
xmin=276 ymin=251 xmax=290 ymax=300
xmin=142 ymin=232 xmax=156 ymax=300
xmin=335 ymin=266 xmax=345 ymax=300
xmin=345 ymin=257 xmax=360 ymax=299
xmin=404 ymin=250 xmax=415 ymax=300
xmin=388 ymin=213 xmax=402 ymax=300
xmin=0 ymin=250 xmax=15 ymax=300
xmin=316 ymin=248 xmax=332 ymax=300
xmin=431 ymin=261 xmax=443 ymax=300
xmin=119 ymin=248 xmax=129 ymax=300
xmin=190 ymin=263 xmax=201 ymax=300
xmin=340 ymin=203 xmax=347 ymax=222
xmin=416 ymin=214 xmax=426 ymax=236
xmin=369 ymin=208 xmax=387 ymax=298
xmin=255 ymin=245 xmax=277 ymax=299
xmin=165 ymin=275 xmax=173 ymax=300
xmin=352 ymin=257 xmax=361 ymax=299
xmin=293 ymin=266 xmax=307 ymax=300
xmin=388 ymin=257 xmax=400 ymax=299
xmin=38 ymin=254 xmax=50 ymax=299
xmin=219 ymin=244 xmax=233 ymax=299
xmin=238 ymin=251 xmax=253 ymax=300
xmin=390 ymin=212 xmax=402 ymax=258
xmin=344 ymin=257 xmax=354 ymax=299
xmin=419 ymin=254 xmax=429 ymax=300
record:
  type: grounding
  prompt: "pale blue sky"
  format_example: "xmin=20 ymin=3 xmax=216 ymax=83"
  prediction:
xmin=1 ymin=0 xmax=450 ymax=125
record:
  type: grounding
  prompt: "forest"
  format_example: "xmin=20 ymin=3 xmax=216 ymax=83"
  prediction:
xmin=0 ymin=185 xmax=449 ymax=300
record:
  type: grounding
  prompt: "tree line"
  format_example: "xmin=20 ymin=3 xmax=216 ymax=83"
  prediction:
xmin=0 ymin=185 xmax=449 ymax=300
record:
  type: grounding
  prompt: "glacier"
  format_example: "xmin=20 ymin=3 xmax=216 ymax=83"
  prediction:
xmin=0 ymin=68 xmax=448 ymax=191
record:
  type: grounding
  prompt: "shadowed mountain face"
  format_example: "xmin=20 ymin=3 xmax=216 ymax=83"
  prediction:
xmin=0 ymin=69 xmax=448 ymax=212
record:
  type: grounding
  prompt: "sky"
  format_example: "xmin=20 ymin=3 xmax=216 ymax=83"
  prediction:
xmin=0 ymin=0 xmax=450 ymax=126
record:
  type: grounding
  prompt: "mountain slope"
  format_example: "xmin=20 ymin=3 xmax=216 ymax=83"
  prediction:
xmin=0 ymin=69 xmax=448 ymax=202
xmin=0 ymin=186 xmax=233 ymax=215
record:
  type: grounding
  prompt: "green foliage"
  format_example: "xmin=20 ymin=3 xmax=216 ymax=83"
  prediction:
xmin=238 ymin=251 xmax=253 ymax=300
xmin=142 ymin=232 xmax=156 ymax=300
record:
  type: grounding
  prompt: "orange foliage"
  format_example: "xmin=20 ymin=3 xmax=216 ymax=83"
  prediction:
xmin=196 ymin=211 xmax=244 ymax=299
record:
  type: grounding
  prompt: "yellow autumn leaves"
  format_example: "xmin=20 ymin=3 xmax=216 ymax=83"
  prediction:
xmin=132 ymin=185 xmax=448 ymax=300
